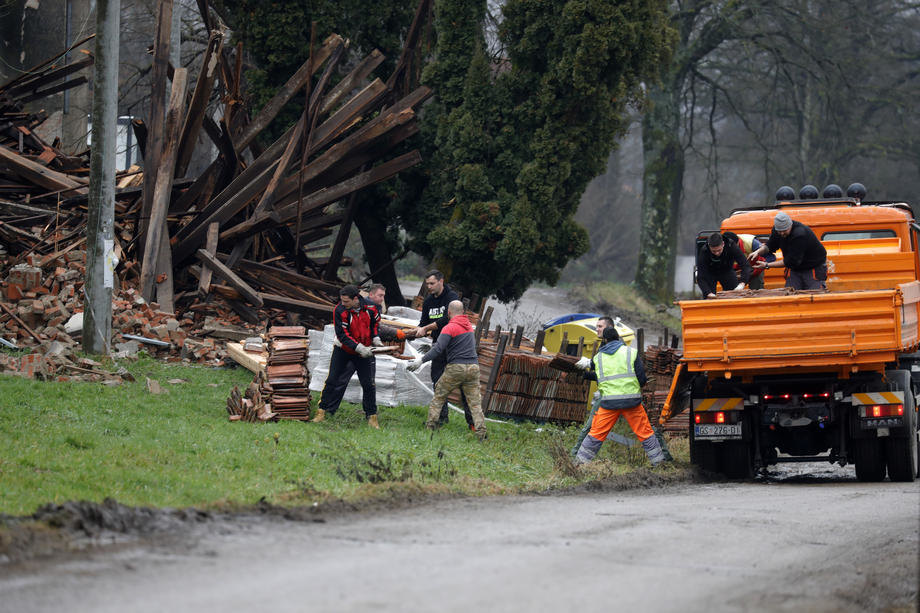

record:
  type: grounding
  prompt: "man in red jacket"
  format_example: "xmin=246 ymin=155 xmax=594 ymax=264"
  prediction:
xmin=408 ymin=300 xmax=486 ymax=439
xmin=314 ymin=285 xmax=382 ymax=428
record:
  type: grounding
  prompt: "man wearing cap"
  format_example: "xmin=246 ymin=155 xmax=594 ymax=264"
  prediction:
xmin=696 ymin=232 xmax=751 ymax=298
xmin=748 ymin=212 xmax=827 ymax=290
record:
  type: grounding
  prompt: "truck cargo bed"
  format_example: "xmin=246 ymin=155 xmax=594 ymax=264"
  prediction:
xmin=679 ymin=281 xmax=920 ymax=375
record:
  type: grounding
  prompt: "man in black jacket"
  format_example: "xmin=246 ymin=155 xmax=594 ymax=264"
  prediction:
xmin=697 ymin=232 xmax=752 ymax=298
xmin=411 ymin=270 xmax=474 ymax=428
xmin=749 ymin=212 xmax=827 ymax=290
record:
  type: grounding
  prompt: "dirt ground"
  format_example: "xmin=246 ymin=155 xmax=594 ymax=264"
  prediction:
xmin=1 ymin=465 xmax=917 ymax=612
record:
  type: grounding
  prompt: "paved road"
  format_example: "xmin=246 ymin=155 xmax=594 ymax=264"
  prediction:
xmin=2 ymin=475 xmax=917 ymax=612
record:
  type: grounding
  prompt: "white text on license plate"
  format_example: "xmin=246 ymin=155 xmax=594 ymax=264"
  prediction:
xmin=695 ymin=424 xmax=742 ymax=438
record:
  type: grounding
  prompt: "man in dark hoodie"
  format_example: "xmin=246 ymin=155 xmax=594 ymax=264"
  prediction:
xmin=411 ymin=270 xmax=474 ymax=429
xmin=748 ymin=211 xmax=827 ymax=290
xmin=407 ymin=300 xmax=487 ymax=440
xmin=573 ymin=326 xmax=667 ymax=466
xmin=697 ymin=232 xmax=752 ymax=298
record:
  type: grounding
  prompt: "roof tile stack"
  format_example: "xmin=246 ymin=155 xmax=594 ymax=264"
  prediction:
xmin=261 ymin=326 xmax=311 ymax=420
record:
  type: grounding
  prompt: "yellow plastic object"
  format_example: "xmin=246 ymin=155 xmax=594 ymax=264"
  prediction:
xmin=541 ymin=317 xmax=635 ymax=355
xmin=679 ymin=281 xmax=920 ymax=377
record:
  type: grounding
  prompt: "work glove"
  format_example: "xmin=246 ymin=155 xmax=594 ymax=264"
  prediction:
xmin=395 ymin=329 xmax=407 ymax=341
xmin=356 ymin=344 xmax=373 ymax=358
xmin=406 ymin=357 xmax=423 ymax=372
xmin=372 ymin=336 xmax=384 ymax=347
xmin=574 ymin=356 xmax=592 ymax=370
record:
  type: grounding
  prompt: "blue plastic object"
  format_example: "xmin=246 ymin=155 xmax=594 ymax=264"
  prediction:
xmin=541 ymin=313 xmax=603 ymax=330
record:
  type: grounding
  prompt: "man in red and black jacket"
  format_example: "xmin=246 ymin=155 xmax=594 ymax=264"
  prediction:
xmin=313 ymin=285 xmax=382 ymax=428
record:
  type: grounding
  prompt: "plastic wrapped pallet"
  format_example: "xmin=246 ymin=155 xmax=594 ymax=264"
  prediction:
xmin=308 ymin=325 xmax=435 ymax=407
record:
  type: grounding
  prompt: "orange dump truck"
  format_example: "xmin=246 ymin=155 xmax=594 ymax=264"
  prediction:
xmin=672 ymin=196 xmax=920 ymax=481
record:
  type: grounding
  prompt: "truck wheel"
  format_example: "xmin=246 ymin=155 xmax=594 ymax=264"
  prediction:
xmin=853 ymin=439 xmax=886 ymax=482
xmin=884 ymin=369 xmax=918 ymax=482
xmin=720 ymin=440 xmax=754 ymax=479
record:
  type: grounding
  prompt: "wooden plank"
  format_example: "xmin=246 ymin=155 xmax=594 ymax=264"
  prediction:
xmin=139 ymin=0 xmax=175 ymax=250
xmin=196 ymin=248 xmax=263 ymax=307
xmin=235 ymin=34 xmax=342 ymax=153
xmin=482 ymin=334 xmax=509 ymax=414
xmin=0 ymin=146 xmax=85 ymax=194
xmin=175 ymin=29 xmax=224 ymax=178
xmin=197 ymin=222 xmax=219 ymax=297
xmin=218 ymin=210 xmax=280 ymax=242
xmin=274 ymin=150 xmax=422 ymax=224
xmin=216 ymin=254 xmax=341 ymax=293
xmin=225 ymin=341 xmax=267 ymax=375
xmin=319 ymin=49 xmax=384 ymax=116
xmin=259 ymin=292 xmax=335 ymax=315
xmin=140 ymin=67 xmax=188 ymax=302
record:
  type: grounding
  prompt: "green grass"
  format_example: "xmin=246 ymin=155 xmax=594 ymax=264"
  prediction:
xmin=0 ymin=355 xmax=688 ymax=516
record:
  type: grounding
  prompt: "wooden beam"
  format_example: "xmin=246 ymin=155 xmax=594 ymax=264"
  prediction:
xmin=319 ymin=49 xmax=384 ymax=116
xmin=175 ymin=29 xmax=223 ymax=178
xmin=0 ymin=146 xmax=85 ymax=194
xmin=140 ymin=67 xmax=188 ymax=302
xmin=197 ymin=222 xmax=219 ymax=297
xmin=259 ymin=292 xmax=334 ymax=315
xmin=196 ymin=248 xmax=263 ymax=307
xmin=139 ymin=0 xmax=175 ymax=252
xmin=215 ymin=253 xmax=341 ymax=293
xmin=274 ymin=150 xmax=422 ymax=224
xmin=235 ymin=34 xmax=342 ymax=153
xmin=219 ymin=210 xmax=280 ymax=242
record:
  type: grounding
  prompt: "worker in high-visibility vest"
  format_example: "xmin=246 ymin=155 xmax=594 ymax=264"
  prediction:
xmin=573 ymin=325 xmax=667 ymax=466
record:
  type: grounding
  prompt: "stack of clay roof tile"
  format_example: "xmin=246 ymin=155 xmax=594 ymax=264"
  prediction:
xmin=641 ymin=345 xmax=686 ymax=434
xmin=260 ymin=326 xmax=311 ymax=420
xmin=0 ymin=0 xmax=435 ymax=363
xmin=476 ymin=332 xmax=590 ymax=423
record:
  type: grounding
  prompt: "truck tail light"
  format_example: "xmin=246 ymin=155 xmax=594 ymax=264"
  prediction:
xmin=716 ymin=411 xmax=725 ymax=424
xmin=861 ymin=404 xmax=904 ymax=418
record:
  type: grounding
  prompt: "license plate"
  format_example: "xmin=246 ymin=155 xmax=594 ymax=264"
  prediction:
xmin=695 ymin=424 xmax=742 ymax=438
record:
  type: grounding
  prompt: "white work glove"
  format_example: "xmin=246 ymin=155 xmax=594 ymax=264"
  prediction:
xmin=575 ymin=356 xmax=591 ymax=370
xmin=406 ymin=357 xmax=424 ymax=372
xmin=356 ymin=343 xmax=373 ymax=358
xmin=372 ymin=336 xmax=384 ymax=347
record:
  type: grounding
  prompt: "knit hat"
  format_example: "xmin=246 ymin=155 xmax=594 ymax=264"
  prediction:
xmin=773 ymin=212 xmax=792 ymax=232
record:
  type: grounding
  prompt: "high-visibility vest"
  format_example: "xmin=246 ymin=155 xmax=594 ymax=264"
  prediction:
xmin=593 ymin=345 xmax=641 ymax=403
xmin=737 ymin=234 xmax=756 ymax=255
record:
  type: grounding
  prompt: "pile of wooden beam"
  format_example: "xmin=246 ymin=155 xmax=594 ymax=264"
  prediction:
xmin=1 ymin=0 xmax=435 ymax=361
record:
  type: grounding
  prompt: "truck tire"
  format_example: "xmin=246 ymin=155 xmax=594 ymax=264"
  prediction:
xmin=720 ymin=440 xmax=754 ymax=479
xmin=853 ymin=439 xmax=886 ymax=482
xmin=885 ymin=370 xmax=918 ymax=482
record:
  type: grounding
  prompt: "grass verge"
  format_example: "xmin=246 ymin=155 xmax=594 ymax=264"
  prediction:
xmin=0 ymin=355 xmax=689 ymax=517
xmin=568 ymin=280 xmax=682 ymax=332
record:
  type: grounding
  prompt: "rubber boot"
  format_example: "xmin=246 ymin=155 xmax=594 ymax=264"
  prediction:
xmin=367 ymin=414 xmax=380 ymax=429
xmin=311 ymin=408 xmax=326 ymax=423
xmin=641 ymin=434 xmax=667 ymax=466
xmin=652 ymin=424 xmax=673 ymax=462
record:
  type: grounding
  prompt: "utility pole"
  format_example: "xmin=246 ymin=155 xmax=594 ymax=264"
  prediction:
xmin=83 ymin=0 xmax=121 ymax=354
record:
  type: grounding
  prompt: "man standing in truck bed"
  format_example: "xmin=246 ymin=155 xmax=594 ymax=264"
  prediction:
xmin=749 ymin=212 xmax=827 ymax=290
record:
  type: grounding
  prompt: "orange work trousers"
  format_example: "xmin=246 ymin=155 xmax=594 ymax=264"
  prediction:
xmin=588 ymin=404 xmax=655 ymax=442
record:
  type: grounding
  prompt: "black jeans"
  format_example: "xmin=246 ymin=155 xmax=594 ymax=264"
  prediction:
xmin=431 ymin=354 xmax=474 ymax=426
xmin=319 ymin=346 xmax=377 ymax=417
